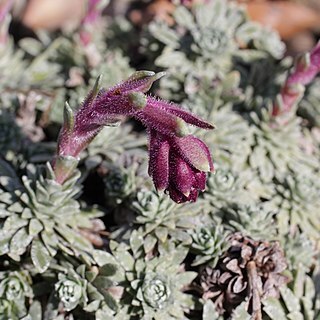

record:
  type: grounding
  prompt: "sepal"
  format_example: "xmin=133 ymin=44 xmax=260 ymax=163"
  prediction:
xmin=53 ymin=156 xmax=79 ymax=185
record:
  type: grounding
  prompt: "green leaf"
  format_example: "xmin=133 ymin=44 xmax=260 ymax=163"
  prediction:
xmin=29 ymin=219 xmax=43 ymax=236
xmin=0 ymin=230 xmax=12 ymax=255
xmin=114 ymin=249 xmax=135 ymax=272
xmin=3 ymin=213 xmax=28 ymax=231
xmin=172 ymin=246 xmax=188 ymax=265
xmin=19 ymin=38 xmax=43 ymax=56
xmin=232 ymin=301 xmax=251 ymax=320
xmin=280 ymin=286 xmax=301 ymax=314
xmin=40 ymin=231 xmax=58 ymax=257
xmin=173 ymin=6 xmax=195 ymax=29
xmin=129 ymin=230 xmax=143 ymax=257
xmin=203 ymin=300 xmax=221 ymax=320
xmin=93 ymin=276 xmax=114 ymax=289
xmin=143 ymin=234 xmax=157 ymax=253
xmin=149 ymin=23 xmax=180 ymax=48
xmin=10 ymin=227 xmax=33 ymax=256
xmin=86 ymin=270 xmax=99 ymax=283
xmin=31 ymin=239 xmax=52 ymax=273
xmin=55 ymin=224 xmax=92 ymax=251
xmin=102 ymin=291 xmax=118 ymax=312
xmin=99 ymin=264 xmax=118 ymax=277
xmin=175 ymin=272 xmax=197 ymax=287
xmin=84 ymin=300 xmax=100 ymax=313
xmin=263 ymin=297 xmax=287 ymax=320
xmin=155 ymin=227 xmax=168 ymax=243
xmin=93 ymin=250 xmax=118 ymax=267
xmin=28 ymin=301 xmax=42 ymax=320
xmin=63 ymin=101 xmax=75 ymax=134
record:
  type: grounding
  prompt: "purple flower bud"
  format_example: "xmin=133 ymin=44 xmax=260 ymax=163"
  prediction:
xmin=82 ymin=0 xmax=107 ymax=25
xmin=171 ymin=156 xmax=196 ymax=196
xmin=173 ymin=135 xmax=214 ymax=172
xmin=54 ymin=71 xmax=214 ymax=202
xmin=148 ymin=131 xmax=170 ymax=191
xmin=56 ymin=73 xmax=161 ymax=160
xmin=287 ymin=44 xmax=320 ymax=87
xmin=0 ymin=0 xmax=13 ymax=23
xmin=148 ymin=131 xmax=214 ymax=203
xmin=80 ymin=0 xmax=109 ymax=46
xmin=274 ymin=42 xmax=320 ymax=116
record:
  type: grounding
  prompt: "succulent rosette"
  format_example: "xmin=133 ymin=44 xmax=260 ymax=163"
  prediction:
xmin=0 ymin=271 xmax=32 ymax=319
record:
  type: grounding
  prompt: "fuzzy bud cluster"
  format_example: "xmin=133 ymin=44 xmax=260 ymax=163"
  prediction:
xmin=54 ymin=71 xmax=214 ymax=203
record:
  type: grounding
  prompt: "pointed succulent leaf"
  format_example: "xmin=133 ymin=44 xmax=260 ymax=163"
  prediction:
xmin=31 ymin=239 xmax=52 ymax=273
xmin=92 ymin=276 xmax=114 ymax=289
xmin=93 ymin=250 xmax=118 ymax=267
xmin=9 ymin=227 xmax=33 ymax=256
xmin=85 ymin=270 xmax=99 ymax=283
xmin=0 ymin=230 xmax=12 ymax=255
xmin=28 ymin=301 xmax=42 ymax=320
xmin=232 ymin=302 xmax=251 ymax=320
xmin=143 ymin=234 xmax=157 ymax=253
xmin=41 ymin=231 xmax=58 ymax=257
xmin=203 ymin=299 xmax=222 ymax=320
xmin=129 ymin=230 xmax=144 ymax=257
xmin=3 ymin=213 xmax=28 ymax=231
xmin=155 ymin=227 xmax=168 ymax=243
xmin=112 ymin=248 xmax=135 ymax=273
xmin=90 ymin=75 xmax=103 ymax=101
xmin=99 ymin=264 xmax=118 ymax=277
xmin=175 ymin=272 xmax=197 ymax=287
xmin=280 ymin=286 xmax=301 ymax=314
xmin=263 ymin=297 xmax=287 ymax=320
xmin=102 ymin=291 xmax=118 ymax=312
xmin=29 ymin=219 xmax=43 ymax=236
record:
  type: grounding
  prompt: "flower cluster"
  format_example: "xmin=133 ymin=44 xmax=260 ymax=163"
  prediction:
xmin=55 ymin=71 xmax=214 ymax=202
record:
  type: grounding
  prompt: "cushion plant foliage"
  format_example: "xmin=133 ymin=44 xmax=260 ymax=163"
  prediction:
xmin=0 ymin=0 xmax=319 ymax=319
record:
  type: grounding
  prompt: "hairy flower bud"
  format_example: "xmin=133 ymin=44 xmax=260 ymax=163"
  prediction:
xmin=54 ymin=71 xmax=214 ymax=203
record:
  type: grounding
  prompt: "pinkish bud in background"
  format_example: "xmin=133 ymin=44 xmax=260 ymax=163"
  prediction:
xmin=274 ymin=42 xmax=320 ymax=116
xmin=0 ymin=0 xmax=13 ymax=45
